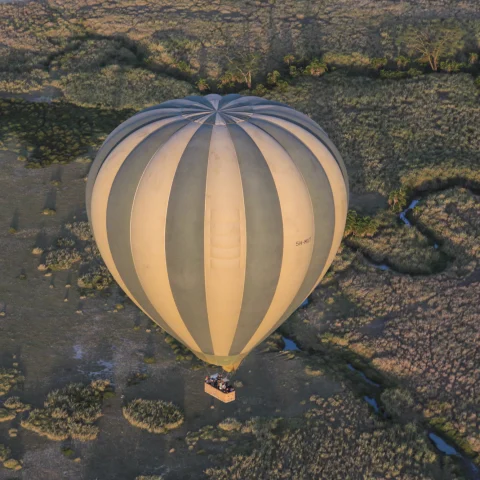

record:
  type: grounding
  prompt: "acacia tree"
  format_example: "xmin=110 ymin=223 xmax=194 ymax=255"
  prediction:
xmin=218 ymin=51 xmax=261 ymax=90
xmin=402 ymin=24 xmax=464 ymax=72
xmin=209 ymin=22 xmax=262 ymax=90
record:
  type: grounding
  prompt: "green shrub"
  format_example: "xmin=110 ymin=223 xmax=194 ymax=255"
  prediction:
xmin=21 ymin=380 xmax=113 ymax=441
xmin=77 ymin=262 xmax=113 ymax=290
xmin=45 ymin=248 xmax=82 ymax=271
xmin=381 ymin=388 xmax=415 ymax=418
xmin=304 ymin=58 xmax=327 ymax=77
xmin=3 ymin=396 xmax=31 ymax=412
xmin=322 ymin=52 xmax=371 ymax=68
xmin=266 ymin=70 xmax=281 ymax=86
xmin=395 ymin=56 xmax=410 ymax=69
xmin=344 ymin=210 xmax=379 ymax=237
xmin=0 ymin=367 xmax=24 ymax=396
xmin=196 ymin=78 xmax=209 ymax=92
xmin=123 ymin=399 xmax=184 ymax=434
xmin=439 ymin=60 xmax=464 ymax=73
xmin=0 ymin=69 xmax=49 ymax=94
xmin=388 ymin=188 xmax=410 ymax=213
xmin=289 ymin=65 xmax=300 ymax=78
xmin=407 ymin=68 xmax=423 ymax=77
xmin=370 ymin=57 xmax=387 ymax=70
xmin=0 ymin=444 xmax=11 ymax=462
xmin=252 ymin=84 xmax=267 ymax=96
xmin=0 ymin=408 xmax=16 ymax=423
xmin=61 ymin=447 xmax=75 ymax=457
xmin=380 ymin=70 xmax=408 ymax=80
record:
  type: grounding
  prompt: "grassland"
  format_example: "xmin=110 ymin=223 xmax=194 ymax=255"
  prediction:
xmin=284 ymin=187 xmax=480 ymax=466
xmin=266 ymin=73 xmax=480 ymax=195
xmin=203 ymin=390 xmax=459 ymax=480
xmin=0 ymin=0 xmax=479 ymax=479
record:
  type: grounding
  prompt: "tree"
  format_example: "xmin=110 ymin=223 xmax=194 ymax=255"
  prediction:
xmin=266 ymin=70 xmax=281 ymax=86
xmin=196 ymin=78 xmax=209 ymax=92
xmin=401 ymin=24 xmax=465 ymax=72
xmin=304 ymin=58 xmax=328 ymax=77
xmin=209 ymin=22 xmax=262 ymax=90
xmin=218 ymin=51 xmax=261 ymax=90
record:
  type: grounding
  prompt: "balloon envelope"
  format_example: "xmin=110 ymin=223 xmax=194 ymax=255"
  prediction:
xmin=86 ymin=94 xmax=348 ymax=371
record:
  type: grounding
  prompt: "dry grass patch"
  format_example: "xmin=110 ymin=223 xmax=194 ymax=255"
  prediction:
xmin=123 ymin=399 xmax=184 ymax=434
xmin=21 ymin=380 xmax=113 ymax=441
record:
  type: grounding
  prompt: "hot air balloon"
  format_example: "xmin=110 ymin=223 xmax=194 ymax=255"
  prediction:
xmin=86 ymin=94 xmax=348 ymax=378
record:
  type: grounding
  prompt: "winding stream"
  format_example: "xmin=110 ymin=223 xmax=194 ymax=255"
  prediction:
xmin=351 ymin=185 xmax=480 ymax=275
xmin=428 ymin=433 xmax=479 ymax=478
xmin=347 ymin=363 xmax=380 ymax=387
xmin=278 ymin=329 xmax=479 ymax=479
xmin=399 ymin=199 xmax=420 ymax=226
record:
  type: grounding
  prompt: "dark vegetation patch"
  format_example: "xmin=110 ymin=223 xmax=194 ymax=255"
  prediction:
xmin=122 ymin=399 xmax=184 ymax=434
xmin=35 ymin=221 xmax=114 ymax=292
xmin=345 ymin=210 xmax=448 ymax=275
xmin=266 ymin=74 xmax=480 ymax=194
xmin=0 ymin=98 xmax=132 ymax=168
xmin=202 ymin=392 xmax=458 ymax=480
xmin=343 ymin=187 xmax=478 ymax=275
xmin=0 ymin=367 xmax=24 ymax=397
xmin=284 ymin=187 xmax=480 ymax=466
xmin=21 ymin=380 xmax=113 ymax=441
xmin=161 ymin=332 xmax=215 ymax=370
xmin=58 ymin=66 xmax=195 ymax=109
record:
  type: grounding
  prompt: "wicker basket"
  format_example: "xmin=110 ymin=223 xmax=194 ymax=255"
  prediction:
xmin=204 ymin=382 xmax=235 ymax=403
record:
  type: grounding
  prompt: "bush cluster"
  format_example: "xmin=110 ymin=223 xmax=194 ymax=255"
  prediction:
xmin=0 ymin=367 xmax=24 ymax=396
xmin=34 ymin=221 xmax=115 ymax=292
xmin=3 ymin=396 xmax=31 ymax=412
xmin=123 ymin=399 xmax=184 ymax=434
xmin=45 ymin=247 xmax=82 ymax=271
xmin=21 ymin=380 xmax=113 ymax=441
xmin=344 ymin=210 xmax=379 ymax=238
